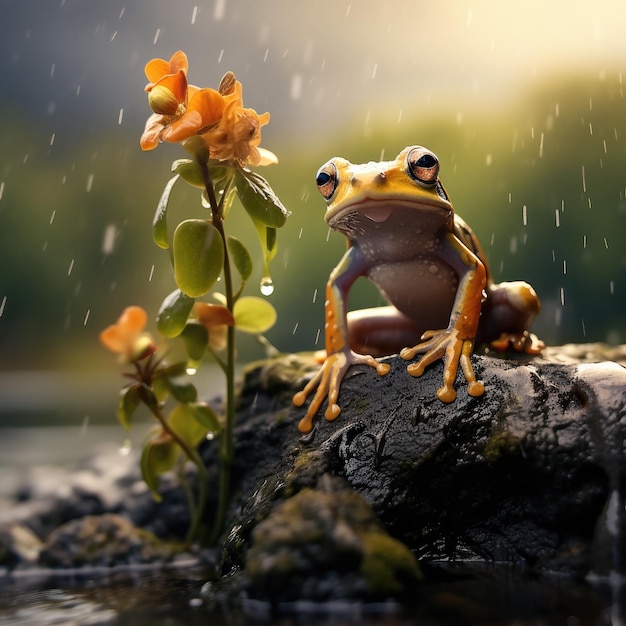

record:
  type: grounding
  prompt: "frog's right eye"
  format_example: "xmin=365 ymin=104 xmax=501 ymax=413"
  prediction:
xmin=316 ymin=163 xmax=338 ymax=200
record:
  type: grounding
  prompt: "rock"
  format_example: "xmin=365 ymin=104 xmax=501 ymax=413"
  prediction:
xmin=221 ymin=346 xmax=626 ymax=589
xmin=0 ymin=523 xmax=43 ymax=566
xmin=39 ymin=513 xmax=173 ymax=568
xmin=244 ymin=474 xmax=421 ymax=603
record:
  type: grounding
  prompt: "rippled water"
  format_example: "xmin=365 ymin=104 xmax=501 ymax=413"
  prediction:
xmin=0 ymin=564 xmax=623 ymax=625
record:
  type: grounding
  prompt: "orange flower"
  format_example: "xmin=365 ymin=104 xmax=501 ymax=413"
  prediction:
xmin=194 ymin=303 xmax=234 ymax=352
xmin=100 ymin=306 xmax=156 ymax=362
xmin=200 ymin=74 xmax=276 ymax=166
xmin=140 ymin=51 xmax=226 ymax=151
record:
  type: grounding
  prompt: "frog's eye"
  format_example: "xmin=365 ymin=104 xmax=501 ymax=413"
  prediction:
xmin=407 ymin=149 xmax=439 ymax=185
xmin=316 ymin=163 xmax=338 ymax=200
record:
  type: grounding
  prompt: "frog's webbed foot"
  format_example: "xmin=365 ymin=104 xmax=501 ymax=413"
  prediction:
xmin=293 ymin=349 xmax=391 ymax=433
xmin=490 ymin=330 xmax=544 ymax=355
xmin=400 ymin=329 xmax=485 ymax=403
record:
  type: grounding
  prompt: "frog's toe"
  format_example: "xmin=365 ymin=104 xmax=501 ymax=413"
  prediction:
xmin=406 ymin=360 xmax=427 ymax=378
xmin=324 ymin=404 xmax=341 ymax=421
xmin=400 ymin=346 xmax=418 ymax=361
xmin=437 ymin=384 xmax=457 ymax=403
xmin=467 ymin=379 xmax=485 ymax=397
xmin=298 ymin=413 xmax=315 ymax=434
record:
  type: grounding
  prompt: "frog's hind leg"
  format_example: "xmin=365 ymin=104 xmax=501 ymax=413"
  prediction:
xmin=347 ymin=305 xmax=422 ymax=357
xmin=479 ymin=281 xmax=544 ymax=355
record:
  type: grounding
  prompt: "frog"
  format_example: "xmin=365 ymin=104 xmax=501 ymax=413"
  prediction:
xmin=293 ymin=145 xmax=543 ymax=434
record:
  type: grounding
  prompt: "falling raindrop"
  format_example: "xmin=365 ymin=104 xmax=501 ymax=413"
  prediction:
xmin=290 ymin=74 xmax=302 ymax=101
xmin=214 ymin=0 xmax=225 ymax=21
xmin=260 ymin=276 xmax=274 ymax=295
xmin=102 ymin=224 xmax=116 ymax=255
xmin=0 ymin=296 xmax=6 ymax=318
xmin=119 ymin=439 xmax=132 ymax=456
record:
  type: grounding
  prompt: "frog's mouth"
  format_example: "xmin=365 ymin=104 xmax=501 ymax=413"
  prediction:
xmin=328 ymin=198 xmax=451 ymax=231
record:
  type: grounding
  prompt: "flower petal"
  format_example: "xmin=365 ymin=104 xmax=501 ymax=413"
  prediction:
xmin=100 ymin=325 xmax=128 ymax=354
xmin=144 ymin=50 xmax=188 ymax=84
xmin=144 ymin=58 xmax=170 ymax=83
xmin=119 ymin=306 xmax=148 ymax=334
xmin=149 ymin=69 xmax=188 ymax=104
xmin=194 ymin=302 xmax=235 ymax=327
xmin=188 ymin=88 xmax=226 ymax=128
xmin=162 ymin=110 xmax=204 ymax=143
xmin=256 ymin=147 xmax=279 ymax=166
xmin=140 ymin=114 xmax=165 ymax=150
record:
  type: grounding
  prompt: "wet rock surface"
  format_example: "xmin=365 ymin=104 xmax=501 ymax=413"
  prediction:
xmin=1 ymin=344 xmax=626 ymax=605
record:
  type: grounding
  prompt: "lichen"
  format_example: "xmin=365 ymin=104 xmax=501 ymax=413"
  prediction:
xmin=484 ymin=428 xmax=520 ymax=463
xmin=360 ymin=530 xmax=422 ymax=594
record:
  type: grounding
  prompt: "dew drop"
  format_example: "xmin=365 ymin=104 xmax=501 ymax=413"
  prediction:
xmin=260 ymin=277 xmax=274 ymax=296
xmin=119 ymin=439 xmax=132 ymax=456
xmin=186 ymin=366 xmax=198 ymax=376
xmin=205 ymin=432 xmax=216 ymax=441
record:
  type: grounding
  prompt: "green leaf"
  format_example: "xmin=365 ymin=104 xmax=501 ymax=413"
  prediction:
xmin=153 ymin=174 xmax=179 ymax=249
xmin=234 ymin=296 xmax=277 ymax=334
xmin=141 ymin=433 xmax=179 ymax=501
xmin=189 ymin=402 xmax=221 ymax=434
xmin=117 ymin=384 xmax=142 ymax=430
xmin=171 ymin=158 xmax=204 ymax=189
xmin=137 ymin=383 xmax=159 ymax=412
xmin=167 ymin=378 xmax=198 ymax=403
xmin=254 ymin=222 xmax=278 ymax=285
xmin=181 ymin=321 xmax=209 ymax=363
xmin=168 ymin=403 xmax=209 ymax=448
xmin=173 ymin=219 xmax=224 ymax=298
xmin=152 ymin=376 xmax=170 ymax=404
xmin=227 ymin=236 xmax=253 ymax=281
xmin=156 ymin=289 xmax=195 ymax=338
xmin=234 ymin=168 xmax=289 ymax=228
xmin=154 ymin=361 xmax=188 ymax=379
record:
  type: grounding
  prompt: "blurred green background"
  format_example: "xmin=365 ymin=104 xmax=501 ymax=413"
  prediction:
xmin=1 ymin=0 xmax=626 ymax=428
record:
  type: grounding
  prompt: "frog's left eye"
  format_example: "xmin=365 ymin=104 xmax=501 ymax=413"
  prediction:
xmin=316 ymin=163 xmax=338 ymax=200
xmin=407 ymin=149 xmax=439 ymax=185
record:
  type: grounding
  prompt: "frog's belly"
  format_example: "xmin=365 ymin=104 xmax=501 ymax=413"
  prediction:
xmin=367 ymin=259 xmax=458 ymax=332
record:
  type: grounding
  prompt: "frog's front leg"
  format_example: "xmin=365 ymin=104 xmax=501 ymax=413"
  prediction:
xmin=400 ymin=232 xmax=487 ymax=403
xmin=293 ymin=247 xmax=390 ymax=433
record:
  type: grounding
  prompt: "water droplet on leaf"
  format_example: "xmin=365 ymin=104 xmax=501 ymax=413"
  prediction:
xmin=260 ymin=276 xmax=274 ymax=296
xmin=119 ymin=439 xmax=132 ymax=456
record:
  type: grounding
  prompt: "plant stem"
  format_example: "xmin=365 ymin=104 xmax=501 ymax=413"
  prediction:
xmin=198 ymin=159 xmax=236 ymax=545
xmin=150 ymin=403 xmax=208 ymax=544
